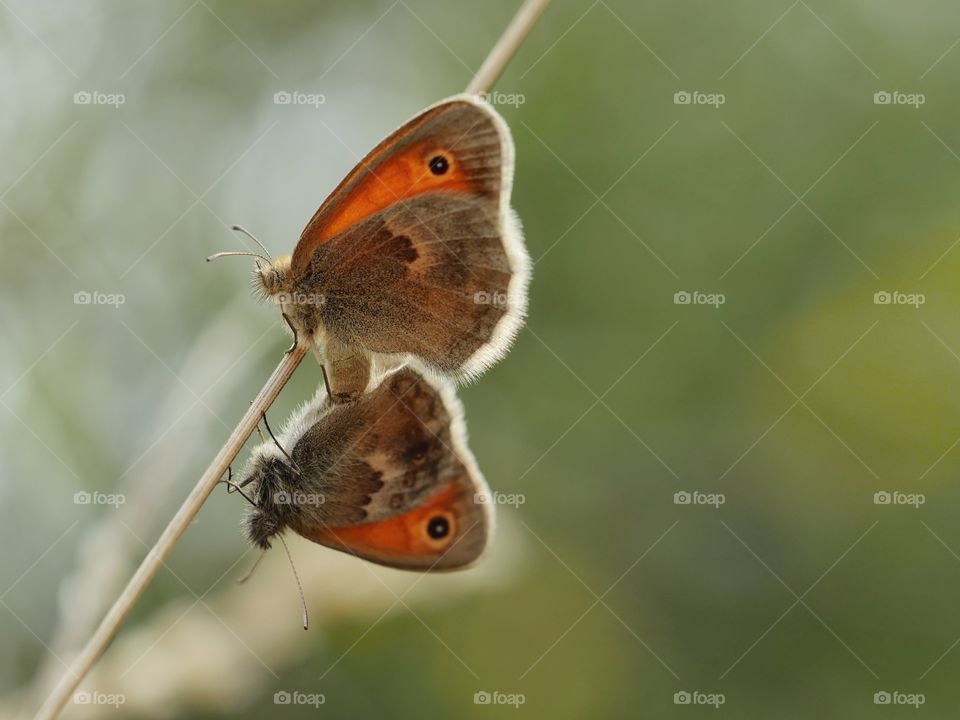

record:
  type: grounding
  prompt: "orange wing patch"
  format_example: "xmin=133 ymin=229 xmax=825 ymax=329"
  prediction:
xmin=309 ymin=483 xmax=461 ymax=561
xmin=291 ymin=99 xmax=504 ymax=276
xmin=317 ymin=143 xmax=474 ymax=242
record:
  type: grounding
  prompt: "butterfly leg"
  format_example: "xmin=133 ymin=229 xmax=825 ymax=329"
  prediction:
xmin=261 ymin=410 xmax=300 ymax=474
xmin=310 ymin=341 xmax=346 ymax=404
xmin=218 ymin=466 xmax=259 ymax=506
xmin=320 ymin=363 xmax=334 ymax=400
xmin=247 ymin=399 xmax=267 ymax=443
xmin=281 ymin=312 xmax=299 ymax=354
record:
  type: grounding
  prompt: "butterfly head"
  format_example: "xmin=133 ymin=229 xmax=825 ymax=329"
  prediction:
xmin=254 ymin=254 xmax=294 ymax=300
xmin=241 ymin=454 xmax=297 ymax=550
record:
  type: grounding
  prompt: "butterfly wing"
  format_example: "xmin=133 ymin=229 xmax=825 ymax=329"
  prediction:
xmin=287 ymin=366 xmax=493 ymax=570
xmin=294 ymin=95 xmax=529 ymax=380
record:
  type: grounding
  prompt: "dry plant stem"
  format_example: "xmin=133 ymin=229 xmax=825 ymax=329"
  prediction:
xmin=35 ymin=345 xmax=307 ymax=720
xmin=36 ymin=1 xmax=551 ymax=717
xmin=465 ymin=0 xmax=552 ymax=95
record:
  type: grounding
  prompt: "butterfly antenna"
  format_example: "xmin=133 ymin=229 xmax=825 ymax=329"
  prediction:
xmin=236 ymin=548 xmax=267 ymax=585
xmin=231 ymin=225 xmax=274 ymax=262
xmin=206 ymin=250 xmax=273 ymax=264
xmin=278 ymin=534 xmax=309 ymax=630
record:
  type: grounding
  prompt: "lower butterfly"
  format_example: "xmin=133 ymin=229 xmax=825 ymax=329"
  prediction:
xmin=238 ymin=365 xmax=493 ymax=571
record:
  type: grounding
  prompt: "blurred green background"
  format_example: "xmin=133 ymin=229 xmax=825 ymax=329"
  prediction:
xmin=3 ymin=0 xmax=960 ymax=717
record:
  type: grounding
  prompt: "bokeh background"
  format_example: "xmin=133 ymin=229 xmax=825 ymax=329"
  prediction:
xmin=3 ymin=0 xmax=960 ymax=717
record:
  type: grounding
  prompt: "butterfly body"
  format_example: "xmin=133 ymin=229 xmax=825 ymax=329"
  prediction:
xmin=241 ymin=367 xmax=492 ymax=570
xmin=255 ymin=95 xmax=530 ymax=402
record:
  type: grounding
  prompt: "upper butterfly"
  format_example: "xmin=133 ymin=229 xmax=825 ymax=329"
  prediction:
xmin=255 ymin=94 xmax=529 ymax=402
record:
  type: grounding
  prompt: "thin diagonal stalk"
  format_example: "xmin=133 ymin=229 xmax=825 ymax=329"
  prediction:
xmin=35 ymin=345 xmax=307 ymax=720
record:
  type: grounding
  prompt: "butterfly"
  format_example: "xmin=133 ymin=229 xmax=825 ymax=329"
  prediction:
xmin=238 ymin=365 xmax=493 ymax=570
xmin=214 ymin=94 xmax=530 ymax=403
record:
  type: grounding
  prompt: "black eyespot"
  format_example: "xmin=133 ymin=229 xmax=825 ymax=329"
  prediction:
xmin=428 ymin=155 xmax=449 ymax=175
xmin=407 ymin=439 xmax=431 ymax=462
xmin=427 ymin=516 xmax=450 ymax=540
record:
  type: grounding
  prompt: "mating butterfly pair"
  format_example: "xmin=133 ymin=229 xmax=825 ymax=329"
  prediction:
xmin=232 ymin=95 xmax=529 ymax=571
